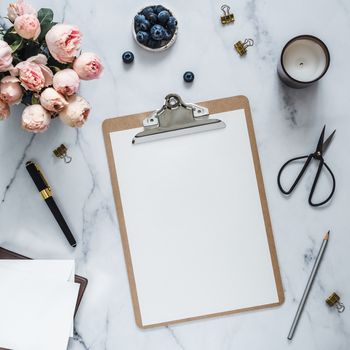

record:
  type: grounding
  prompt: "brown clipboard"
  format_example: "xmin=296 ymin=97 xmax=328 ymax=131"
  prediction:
xmin=102 ymin=95 xmax=284 ymax=328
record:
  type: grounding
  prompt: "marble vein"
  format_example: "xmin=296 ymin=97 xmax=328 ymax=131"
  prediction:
xmin=0 ymin=134 xmax=35 ymax=205
xmin=166 ymin=327 xmax=186 ymax=350
xmin=72 ymin=329 xmax=89 ymax=350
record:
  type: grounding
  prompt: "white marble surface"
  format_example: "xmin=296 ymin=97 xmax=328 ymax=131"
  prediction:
xmin=0 ymin=0 xmax=349 ymax=349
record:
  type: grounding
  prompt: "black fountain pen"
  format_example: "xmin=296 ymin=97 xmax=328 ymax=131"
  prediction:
xmin=26 ymin=161 xmax=77 ymax=248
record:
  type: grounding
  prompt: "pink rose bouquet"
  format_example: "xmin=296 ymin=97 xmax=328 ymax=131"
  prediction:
xmin=0 ymin=0 xmax=103 ymax=133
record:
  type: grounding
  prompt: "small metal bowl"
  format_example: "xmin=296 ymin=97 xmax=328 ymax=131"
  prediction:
xmin=132 ymin=5 xmax=178 ymax=52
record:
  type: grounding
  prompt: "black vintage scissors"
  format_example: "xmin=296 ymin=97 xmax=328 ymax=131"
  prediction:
xmin=277 ymin=126 xmax=336 ymax=207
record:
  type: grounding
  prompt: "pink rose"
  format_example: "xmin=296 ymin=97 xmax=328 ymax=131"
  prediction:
xmin=0 ymin=76 xmax=23 ymax=105
xmin=7 ymin=0 xmax=36 ymax=22
xmin=46 ymin=24 xmax=82 ymax=63
xmin=22 ymin=104 xmax=51 ymax=132
xmin=53 ymin=69 xmax=80 ymax=96
xmin=59 ymin=95 xmax=90 ymax=127
xmin=73 ymin=52 xmax=103 ymax=80
xmin=0 ymin=100 xmax=10 ymax=120
xmin=14 ymin=14 xmax=40 ymax=40
xmin=40 ymin=87 xmax=67 ymax=113
xmin=0 ymin=41 xmax=13 ymax=72
xmin=14 ymin=54 xmax=53 ymax=92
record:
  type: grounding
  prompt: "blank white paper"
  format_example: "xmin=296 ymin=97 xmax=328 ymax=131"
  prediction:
xmin=0 ymin=260 xmax=75 ymax=282
xmin=0 ymin=262 xmax=79 ymax=350
xmin=110 ymin=109 xmax=279 ymax=326
xmin=0 ymin=260 xmax=75 ymax=336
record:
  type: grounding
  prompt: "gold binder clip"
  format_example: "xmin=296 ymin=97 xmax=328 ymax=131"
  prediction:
xmin=234 ymin=38 xmax=254 ymax=56
xmin=53 ymin=144 xmax=72 ymax=164
xmin=326 ymin=292 xmax=345 ymax=313
xmin=220 ymin=5 xmax=234 ymax=24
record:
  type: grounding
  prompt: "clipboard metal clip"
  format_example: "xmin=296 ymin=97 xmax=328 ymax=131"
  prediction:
xmin=132 ymin=94 xmax=226 ymax=144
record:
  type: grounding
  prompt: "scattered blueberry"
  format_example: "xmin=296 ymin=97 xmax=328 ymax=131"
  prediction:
xmin=183 ymin=71 xmax=194 ymax=83
xmin=139 ymin=19 xmax=151 ymax=31
xmin=122 ymin=51 xmax=134 ymax=64
xmin=158 ymin=10 xmax=170 ymax=24
xmin=134 ymin=14 xmax=146 ymax=24
xmin=167 ymin=16 xmax=177 ymax=30
xmin=136 ymin=31 xmax=149 ymax=44
xmin=150 ymin=24 xmax=165 ymax=41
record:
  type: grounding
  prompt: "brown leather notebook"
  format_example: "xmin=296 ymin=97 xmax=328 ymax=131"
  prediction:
xmin=0 ymin=247 xmax=88 ymax=316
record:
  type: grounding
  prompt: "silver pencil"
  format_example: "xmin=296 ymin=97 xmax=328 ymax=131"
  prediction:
xmin=287 ymin=230 xmax=330 ymax=340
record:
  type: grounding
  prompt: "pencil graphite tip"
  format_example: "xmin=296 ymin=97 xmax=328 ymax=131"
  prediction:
xmin=324 ymin=230 xmax=330 ymax=240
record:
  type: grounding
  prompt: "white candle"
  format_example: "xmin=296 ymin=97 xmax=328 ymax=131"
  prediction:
xmin=278 ymin=35 xmax=330 ymax=88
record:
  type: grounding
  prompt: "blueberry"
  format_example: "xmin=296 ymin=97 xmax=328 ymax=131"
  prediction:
xmin=166 ymin=16 xmax=177 ymax=30
xmin=147 ymin=39 xmax=160 ymax=49
xmin=163 ymin=29 xmax=173 ymax=41
xmin=142 ymin=6 xmax=154 ymax=17
xmin=183 ymin=71 xmax=194 ymax=83
xmin=158 ymin=10 xmax=170 ymax=24
xmin=136 ymin=31 xmax=149 ymax=44
xmin=154 ymin=5 xmax=166 ymax=14
xmin=139 ymin=19 xmax=151 ymax=31
xmin=150 ymin=24 xmax=165 ymax=41
xmin=147 ymin=12 xmax=158 ymax=24
xmin=122 ymin=51 xmax=134 ymax=64
xmin=134 ymin=14 xmax=146 ymax=24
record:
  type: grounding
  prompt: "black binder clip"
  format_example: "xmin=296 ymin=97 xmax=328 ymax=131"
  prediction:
xmin=53 ymin=144 xmax=72 ymax=164
xmin=234 ymin=38 xmax=254 ymax=56
xmin=220 ymin=5 xmax=234 ymax=25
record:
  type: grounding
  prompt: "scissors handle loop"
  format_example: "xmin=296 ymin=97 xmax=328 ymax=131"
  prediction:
xmin=309 ymin=161 xmax=336 ymax=207
xmin=277 ymin=155 xmax=311 ymax=194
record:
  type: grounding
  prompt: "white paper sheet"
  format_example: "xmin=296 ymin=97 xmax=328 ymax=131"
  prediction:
xmin=110 ymin=109 xmax=279 ymax=326
xmin=0 ymin=260 xmax=75 ymax=336
xmin=0 ymin=260 xmax=75 ymax=282
xmin=0 ymin=261 xmax=79 ymax=350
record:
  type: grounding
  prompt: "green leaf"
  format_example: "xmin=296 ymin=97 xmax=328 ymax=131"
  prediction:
xmin=3 ymin=26 xmax=19 ymax=45
xmin=49 ymin=66 xmax=61 ymax=73
xmin=21 ymin=91 xmax=33 ymax=106
xmin=38 ymin=8 xmax=54 ymax=24
xmin=47 ymin=55 xmax=68 ymax=70
xmin=38 ymin=22 xmax=56 ymax=42
xmin=10 ymin=39 xmax=23 ymax=53
xmin=31 ymin=94 xmax=40 ymax=105
xmin=37 ymin=9 xmax=55 ymax=42
xmin=21 ymin=41 xmax=40 ymax=60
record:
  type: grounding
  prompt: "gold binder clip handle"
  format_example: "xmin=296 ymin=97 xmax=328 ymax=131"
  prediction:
xmin=234 ymin=38 xmax=254 ymax=56
xmin=53 ymin=144 xmax=72 ymax=164
xmin=220 ymin=4 xmax=234 ymax=24
xmin=326 ymin=292 xmax=345 ymax=313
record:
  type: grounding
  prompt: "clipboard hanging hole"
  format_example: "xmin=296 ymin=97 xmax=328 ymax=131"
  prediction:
xmin=169 ymin=96 xmax=179 ymax=108
xmin=165 ymin=94 xmax=184 ymax=109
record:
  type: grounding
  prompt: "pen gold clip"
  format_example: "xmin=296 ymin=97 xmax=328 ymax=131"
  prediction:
xmin=34 ymin=163 xmax=52 ymax=199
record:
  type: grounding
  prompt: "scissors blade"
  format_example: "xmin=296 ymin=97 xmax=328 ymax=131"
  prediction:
xmin=315 ymin=125 xmax=326 ymax=153
xmin=322 ymin=129 xmax=336 ymax=154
